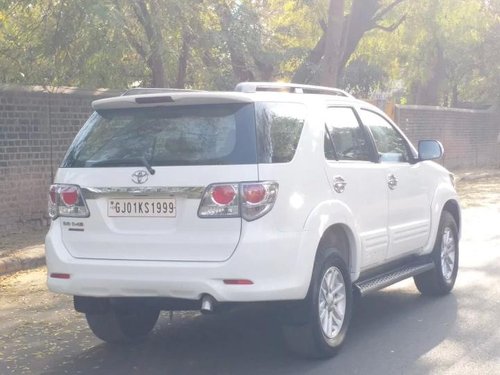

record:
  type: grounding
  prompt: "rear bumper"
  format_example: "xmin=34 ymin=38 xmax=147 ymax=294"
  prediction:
xmin=45 ymin=223 xmax=313 ymax=302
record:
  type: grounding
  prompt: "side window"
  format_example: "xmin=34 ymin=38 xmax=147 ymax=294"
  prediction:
xmin=324 ymin=127 xmax=336 ymax=160
xmin=325 ymin=107 xmax=371 ymax=161
xmin=256 ymin=102 xmax=306 ymax=163
xmin=359 ymin=109 xmax=411 ymax=163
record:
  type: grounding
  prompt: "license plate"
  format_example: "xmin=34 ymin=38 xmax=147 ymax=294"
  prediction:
xmin=108 ymin=198 xmax=176 ymax=217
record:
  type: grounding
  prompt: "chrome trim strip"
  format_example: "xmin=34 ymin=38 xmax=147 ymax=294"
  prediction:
xmin=82 ymin=186 xmax=205 ymax=199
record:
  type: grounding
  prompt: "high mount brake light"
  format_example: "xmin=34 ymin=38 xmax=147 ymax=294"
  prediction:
xmin=48 ymin=184 xmax=90 ymax=220
xmin=198 ymin=181 xmax=278 ymax=221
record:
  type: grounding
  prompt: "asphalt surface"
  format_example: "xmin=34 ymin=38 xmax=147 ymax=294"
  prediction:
xmin=1 ymin=199 xmax=499 ymax=374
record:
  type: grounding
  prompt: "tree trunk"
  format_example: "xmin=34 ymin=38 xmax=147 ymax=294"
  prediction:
xmin=254 ymin=57 xmax=274 ymax=81
xmin=414 ymin=43 xmax=446 ymax=105
xmin=217 ymin=2 xmax=255 ymax=82
xmin=176 ymin=29 xmax=191 ymax=89
xmin=338 ymin=0 xmax=380 ymax=79
xmin=292 ymin=31 xmax=327 ymax=84
xmin=319 ymin=0 xmax=345 ymax=86
xmin=133 ymin=0 xmax=167 ymax=87
xmin=294 ymin=0 xmax=407 ymax=86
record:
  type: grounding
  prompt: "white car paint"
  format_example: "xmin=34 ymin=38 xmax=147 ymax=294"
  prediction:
xmin=45 ymin=89 xmax=460 ymax=302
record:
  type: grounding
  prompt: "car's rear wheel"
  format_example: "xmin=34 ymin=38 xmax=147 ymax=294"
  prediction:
xmin=86 ymin=305 xmax=160 ymax=343
xmin=283 ymin=250 xmax=353 ymax=358
xmin=414 ymin=211 xmax=459 ymax=296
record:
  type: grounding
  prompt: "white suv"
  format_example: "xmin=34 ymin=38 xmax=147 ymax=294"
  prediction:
xmin=45 ymin=82 xmax=460 ymax=358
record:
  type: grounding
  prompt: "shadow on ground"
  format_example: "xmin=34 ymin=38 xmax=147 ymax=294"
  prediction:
xmin=41 ymin=288 xmax=458 ymax=375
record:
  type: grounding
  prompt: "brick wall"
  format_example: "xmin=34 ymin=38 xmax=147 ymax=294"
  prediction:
xmin=0 ymin=85 xmax=120 ymax=235
xmin=395 ymin=105 xmax=500 ymax=170
xmin=0 ymin=87 xmax=499 ymax=235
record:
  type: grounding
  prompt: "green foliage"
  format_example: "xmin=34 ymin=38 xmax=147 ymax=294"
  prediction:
xmin=354 ymin=0 xmax=500 ymax=105
xmin=342 ymin=58 xmax=388 ymax=97
xmin=0 ymin=0 xmax=497 ymax=105
xmin=0 ymin=1 xmax=141 ymax=88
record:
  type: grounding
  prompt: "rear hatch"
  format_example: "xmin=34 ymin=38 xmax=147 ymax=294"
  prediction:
xmin=57 ymin=96 xmax=258 ymax=262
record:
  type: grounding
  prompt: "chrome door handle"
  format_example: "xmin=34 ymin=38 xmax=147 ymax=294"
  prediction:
xmin=333 ymin=176 xmax=347 ymax=193
xmin=388 ymin=174 xmax=398 ymax=190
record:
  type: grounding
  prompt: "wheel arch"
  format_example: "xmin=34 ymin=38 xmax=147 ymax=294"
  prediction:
xmin=301 ymin=200 xmax=362 ymax=288
xmin=316 ymin=224 xmax=356 ymax=273
xmin=424 ymin=182 xmax=461 ymax=254
xmin=443 ymin=199 xmax=461 ymax=238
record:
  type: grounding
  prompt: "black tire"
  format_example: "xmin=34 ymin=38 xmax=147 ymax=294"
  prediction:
xmin=414 ymin=211 xmax=459 ymax=296
xmin=283 ymin=250 xmax=353 ymax=358
xmin=86 ymin=305 xmax=160 ymax=343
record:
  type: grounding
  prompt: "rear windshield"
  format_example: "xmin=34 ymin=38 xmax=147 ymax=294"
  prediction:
xmin=62 ymin=103 xmax=257 ymax=168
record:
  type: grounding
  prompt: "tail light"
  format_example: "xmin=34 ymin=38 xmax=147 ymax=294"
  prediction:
xmin=198 ymin=183 xmax=239 ymax=218
xmin=240 ymin=182 xmax=278 ymax=221
xmin=48 ymin=184 xmax=90 ymax=219
xmin=198 ymin=181 xmax=278 ymax=221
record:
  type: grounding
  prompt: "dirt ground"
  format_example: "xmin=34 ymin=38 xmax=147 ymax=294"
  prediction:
xmin=456 ymin=175 xmax=500 ymax=209
xmin=0 ymin=231 xmax=46 ymax=257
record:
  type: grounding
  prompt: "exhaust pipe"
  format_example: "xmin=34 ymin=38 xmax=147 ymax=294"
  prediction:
xmin=200 ymin=294 xmax=217 ymax=314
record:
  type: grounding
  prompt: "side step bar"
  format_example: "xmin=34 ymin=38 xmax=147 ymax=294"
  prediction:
xmin=354 ymin=262 xmax=434 ymax=297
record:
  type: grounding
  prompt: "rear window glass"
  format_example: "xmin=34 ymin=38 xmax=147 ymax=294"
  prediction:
xmin=256 ymin=102 xmax=307 ymax=163
xmin=62 ymin=103 xmax=257 ymax=168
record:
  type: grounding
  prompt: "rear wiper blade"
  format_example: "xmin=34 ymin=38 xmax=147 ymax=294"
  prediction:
xmin=139 ymin=156 xmax=156 ymax=175
xmin=88 ymin=157 xmax=156 ymax=175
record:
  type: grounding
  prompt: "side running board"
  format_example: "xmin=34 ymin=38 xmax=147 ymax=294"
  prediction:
xmin=354 ymin=262 xmax=434 ymax=297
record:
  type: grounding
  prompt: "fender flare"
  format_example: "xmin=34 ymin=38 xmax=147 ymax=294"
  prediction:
xmin=425 ymin=183 xmax=461 ymax=253
xmin=299 ymin=199 xmax=362 ymax=283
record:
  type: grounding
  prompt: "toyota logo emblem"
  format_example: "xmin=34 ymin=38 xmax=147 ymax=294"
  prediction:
xmin=131 ymin=170 xmax=149 ymax=184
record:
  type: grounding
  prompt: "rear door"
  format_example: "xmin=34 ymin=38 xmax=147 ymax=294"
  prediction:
xmin=323 ymin=106 xmax=389 ymax=270
xmin=57 ymin=102 xmax=258 ymax=262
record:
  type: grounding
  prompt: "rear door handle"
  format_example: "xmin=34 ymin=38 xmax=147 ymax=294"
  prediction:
xmin=388 ymin=174 xmax=398 ymax=190
xmin=333 ymin=176 xmax=347 ymax=193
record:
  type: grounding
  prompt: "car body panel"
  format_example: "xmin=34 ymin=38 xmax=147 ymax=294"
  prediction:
xmin=45 ymin=87 xmax=460 ymax=301
xmin=55 ymin=165 xmax=258 ymax=262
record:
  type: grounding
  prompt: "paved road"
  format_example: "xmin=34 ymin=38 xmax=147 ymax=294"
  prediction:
xmin=1 ymin=204 xmax=499 ymax=375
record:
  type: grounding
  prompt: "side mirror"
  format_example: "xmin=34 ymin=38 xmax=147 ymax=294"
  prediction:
xmin=418 ymin=140 xmax=444 ymax=161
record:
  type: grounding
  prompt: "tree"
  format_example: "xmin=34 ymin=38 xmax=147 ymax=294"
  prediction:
xmin=0 ymin=0 xmax=148 ymax=88
xmin=0 ymin=0 xmax=497 ymax=106
xmin=293 ymin=0 xmax=407 ymax=86
xmin=342 ymin=57 xmax=388 ymax=97
xmin=354 ymin=0 xmax=500 ymax=105
xmin=112 ymin=0 xmax=167 ymax=87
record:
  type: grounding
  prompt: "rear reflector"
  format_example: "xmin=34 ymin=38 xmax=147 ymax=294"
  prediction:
xmin=50 ymin=273 xmax=71 ymax=279
xmin=223 ymin=279 xmax=254 ymax=285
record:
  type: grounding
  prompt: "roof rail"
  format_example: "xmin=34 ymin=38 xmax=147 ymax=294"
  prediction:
xmin=121 ymin=88 xmax=203 ymax=96
xmin=234 ymin=82 xmax=353 ymax=98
